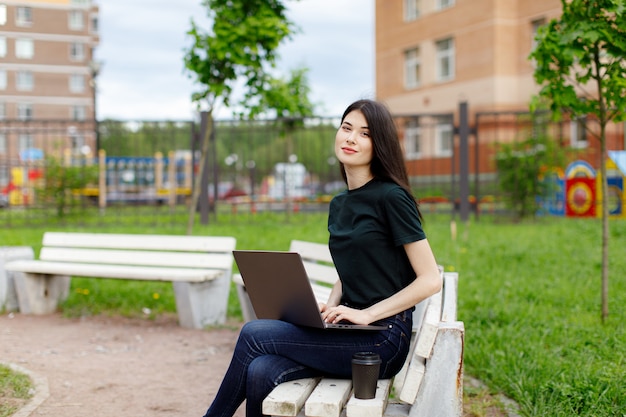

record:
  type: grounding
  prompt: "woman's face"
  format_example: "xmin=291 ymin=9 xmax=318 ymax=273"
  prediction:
xmin=335 ymin=110 xmax=373 ymax=169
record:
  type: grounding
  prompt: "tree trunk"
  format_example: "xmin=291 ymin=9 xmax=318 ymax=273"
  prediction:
xmin=187 ymin=110 xmax=214 ymax=235
xmin=600 ymin=125 xmax=609 ymax=322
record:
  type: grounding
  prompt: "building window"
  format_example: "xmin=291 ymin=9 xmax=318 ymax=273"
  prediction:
xmin=16 ymin=6 xmax=32 ymax=26
xmin=69 ymin=10 xmax=84 ymax=30
xmin=404 ymin=118 xmax=421 ymax=160
xmin=0 ymin=5 xmax=6 ymax=25
xmin=436 ymin=37 xmax=455 ymax=82
xmin=16 ymin=38 xmax=34 ymax=59
xmin=0 ymin=36 xmax=5 ymax=57
xmin=90 ymin=14 xmax=99 ymax=32
xmin=18 ymin=133 xmax=34 ymax=151
xmin=570 ymin=116 xmax=588 ymax=149
xmin=435 ymin=120 xmax=453 ymax=157
xmin=70 ymin=133 xmax=85 ymax=152
xmin=531 ymin=18 xmax=546 ymax=52
xmin=70 ymin=42 xmax=85 ymax=61
xmin=72 ymin=105 xmax=86 ymax=121
xmin=0 ymin=70 xmax=6 ymax=90
xmin=17 ymin=104 xmax=33 ymax=120
xmin=436 ymin=0 xmax=455 ymax=10
xmin=16 ymin=71 xmax=34 ymax=91
xmin=0 ymin=102 xmax=4 ymax=120
xmin=404 ymin=0 xmax=420 ymax=21
xmin=69 ymin=74 xmax=85 ymax=93
xmin=404 ymin=48 xmax=420 ymax=89
xmin=0 ymin=133 xmax=6 ymax=154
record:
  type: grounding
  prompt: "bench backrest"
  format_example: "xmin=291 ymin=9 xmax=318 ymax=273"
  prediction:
xmin=289 ymin=240 xmax=338 ymax=286
xmin=39 ymin=232 xmax=236 ymax=270
xmin=394 ymin=270 xmax=462 ymax=406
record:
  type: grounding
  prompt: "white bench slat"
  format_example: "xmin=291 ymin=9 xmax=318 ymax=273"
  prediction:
xmin=289 ymin=240 xmax=334 ymax=264
xmin=6 ymin=260 xmax=222 ymax=282
xmin=397 ymin=356 xmax=426 ymax=404
xmin=413 ymin=289 xmax=442 ymax=358
xmin=302 ymin=261 xmax=339 ymax=286
xmin=42 ymin=232 xmax=236 ymax=252
xmin=264 ymin=378 xmax=321 ymax=417
xmin=345 ymin=379 xmax=392 ymax=417
xmin=441 ymin=272 xmax=458 ymax=322
xmin=304 ymin=378 xmax=352 ymax=417
xmin=392 ymin=297 xmax=431 ymax=395
xmin=39 ymin=247 xmax=233 ymax=269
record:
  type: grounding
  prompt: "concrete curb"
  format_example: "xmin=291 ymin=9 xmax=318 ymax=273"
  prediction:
xmin=2 ymin=362 xmax=49 ymax=417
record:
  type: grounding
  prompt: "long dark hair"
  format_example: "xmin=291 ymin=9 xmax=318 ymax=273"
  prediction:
xmin=339 ymin=99 xmax=422 ymax=218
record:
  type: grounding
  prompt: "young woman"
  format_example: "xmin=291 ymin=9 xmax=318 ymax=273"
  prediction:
xmin=202 ymin=99 xmax=441 ymax=417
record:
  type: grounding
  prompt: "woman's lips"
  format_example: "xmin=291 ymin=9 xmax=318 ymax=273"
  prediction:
xmin=342 ymin=147 xmax=357 ymax=154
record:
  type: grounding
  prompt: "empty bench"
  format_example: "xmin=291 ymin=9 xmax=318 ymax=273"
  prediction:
xmin=233 ymin=240 xmax=464 ymax=417
xmin=4 ymin=232 xmax=236 ymax=329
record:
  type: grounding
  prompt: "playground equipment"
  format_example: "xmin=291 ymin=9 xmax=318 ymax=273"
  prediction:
xmin=539 ymin=152 xmax=626 ymax=218
xmin=2 ymin=150 xmax=194 ymax=208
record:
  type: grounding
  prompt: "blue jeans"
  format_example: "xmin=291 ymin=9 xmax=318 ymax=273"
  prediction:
xmin=202 ymin=309 xmax=413 ymax=417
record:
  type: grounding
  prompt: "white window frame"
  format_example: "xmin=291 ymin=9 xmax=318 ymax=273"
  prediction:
xmin=0 ymin=36 xmax=6 ymax=57
xmin=0 ymin=69 xmax=6 ymax=90
xmin=70 ymin=42 xmax=85 ymax=61
xmin=404 ymin=0 xmax=420 ymax=21
xmin=570 ymin=117 xmax=589 ymax=149
xmin=69 ymin=10 xmax=84 ymax=30
xmin=15 ymin=38 xmax=34 ymax=59
xmin=435 ymin=121 xmax=453 ymax=157
xmin=0 ymin=5 xmax=6 ymax=25
xmin=72 ymin=105 xmax=86 ymax=121
xmin=90 ymin=13 xmax=99 ymax=33
xmin=18 ymin=104 xmax=33 ymax=120
xmin=0 ymin=133 xmax=6 ymax=154
xmin=436 ymin=37 xmax=455 ymax=82
xmin=404 ymin=47 xmax=420 ymax=89
xmin=436 ymin=0 xmax=455 ymax=10
xmin=69 ymin=73 xmax=85 ymax=93
xmin=16 ymin=71 xmax=33 ymax=91
xmin=70 ymin=133 xmax=85 ymax=153
xmin=404 ymin=118 xmax=422 ymax=160
xmin=16 ymin=6 xmax=32 ymax=27
xmin=18 ymin=133 xmax=34 ymax=151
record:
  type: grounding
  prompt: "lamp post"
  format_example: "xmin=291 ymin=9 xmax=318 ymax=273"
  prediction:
xmin=89 ymin=60 xmax=102 ymax=152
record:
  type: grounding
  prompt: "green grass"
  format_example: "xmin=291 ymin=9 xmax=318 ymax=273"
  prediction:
xmin=1 ymin=212 xmax=625 ymax=416
xmin=0 ymin=364 xmax=33 ymax=417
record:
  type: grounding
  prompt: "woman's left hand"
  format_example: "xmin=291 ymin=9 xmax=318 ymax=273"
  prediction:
xmin=321 ymin=305 xmax=375 ymax=325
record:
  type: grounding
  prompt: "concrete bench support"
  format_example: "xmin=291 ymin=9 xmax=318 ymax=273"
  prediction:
xmin=0 ymin=246 xmax=35 ymax=312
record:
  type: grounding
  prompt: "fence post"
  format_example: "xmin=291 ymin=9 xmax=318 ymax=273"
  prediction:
xmin=458 ymin=102 xmax=471 ymax=222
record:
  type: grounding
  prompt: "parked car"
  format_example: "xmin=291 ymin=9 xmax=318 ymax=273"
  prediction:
xmin=0 ymin=193 xmax=8 ymax=208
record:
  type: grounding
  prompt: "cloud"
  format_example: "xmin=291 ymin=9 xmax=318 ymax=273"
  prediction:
xmin=96 ymin=0 xmax=374 ymax=121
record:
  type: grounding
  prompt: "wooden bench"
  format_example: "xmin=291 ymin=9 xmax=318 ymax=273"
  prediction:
xmin=4 ymin=232 xmax=236 ymax=329
xmin=233 ymin=240 xmax=465 ymax=417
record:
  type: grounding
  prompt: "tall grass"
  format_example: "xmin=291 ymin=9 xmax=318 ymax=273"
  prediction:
xmin=1 ymin=213 xmax=624 ymax=416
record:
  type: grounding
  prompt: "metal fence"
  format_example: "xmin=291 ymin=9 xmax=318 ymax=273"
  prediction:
xmin=1 ymin=107 xmax=624 ymax=228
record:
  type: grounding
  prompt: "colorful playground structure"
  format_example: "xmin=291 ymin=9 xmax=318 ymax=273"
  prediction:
xmin=2 ymin=150 xmax=193 ymax=208
xmin=540 ymin=151 xmax=626 ymax=218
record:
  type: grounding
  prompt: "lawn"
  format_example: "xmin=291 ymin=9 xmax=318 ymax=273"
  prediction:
xmin=1 ymin=212 xmax=624 ymax=416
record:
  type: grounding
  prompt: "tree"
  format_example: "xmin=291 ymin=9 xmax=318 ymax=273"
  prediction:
xmin=495 ymin=131 xmax=568 ymax=219
xmin=530 ymin=0 xmax=626 ymax=321
xmin=183 ymin=0 xmax=298 ymax=234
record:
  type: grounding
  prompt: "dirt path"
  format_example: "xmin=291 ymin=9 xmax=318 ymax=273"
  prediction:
xmin=2 ymin=313 xmax=515 ymax=417
xmin=1 ymin=313 xmax=245 ymax=417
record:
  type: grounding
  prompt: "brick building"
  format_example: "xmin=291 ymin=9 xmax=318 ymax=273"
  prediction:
xmin=375 ymin=0 xmax=624 ymax=181
xmin=0 ymin=0 xmax=99 ymax=158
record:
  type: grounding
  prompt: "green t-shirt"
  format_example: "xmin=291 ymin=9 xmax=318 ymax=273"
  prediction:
xmin=328 ymin=179 xmax=426 ymax=309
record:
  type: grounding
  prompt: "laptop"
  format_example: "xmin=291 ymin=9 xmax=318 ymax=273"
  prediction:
xmin=233 ymin=250 xmax=388 ymax=330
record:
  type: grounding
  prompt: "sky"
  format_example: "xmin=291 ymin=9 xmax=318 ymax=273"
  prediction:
xmin=96 ymin=0 xmax=375 ymax=121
